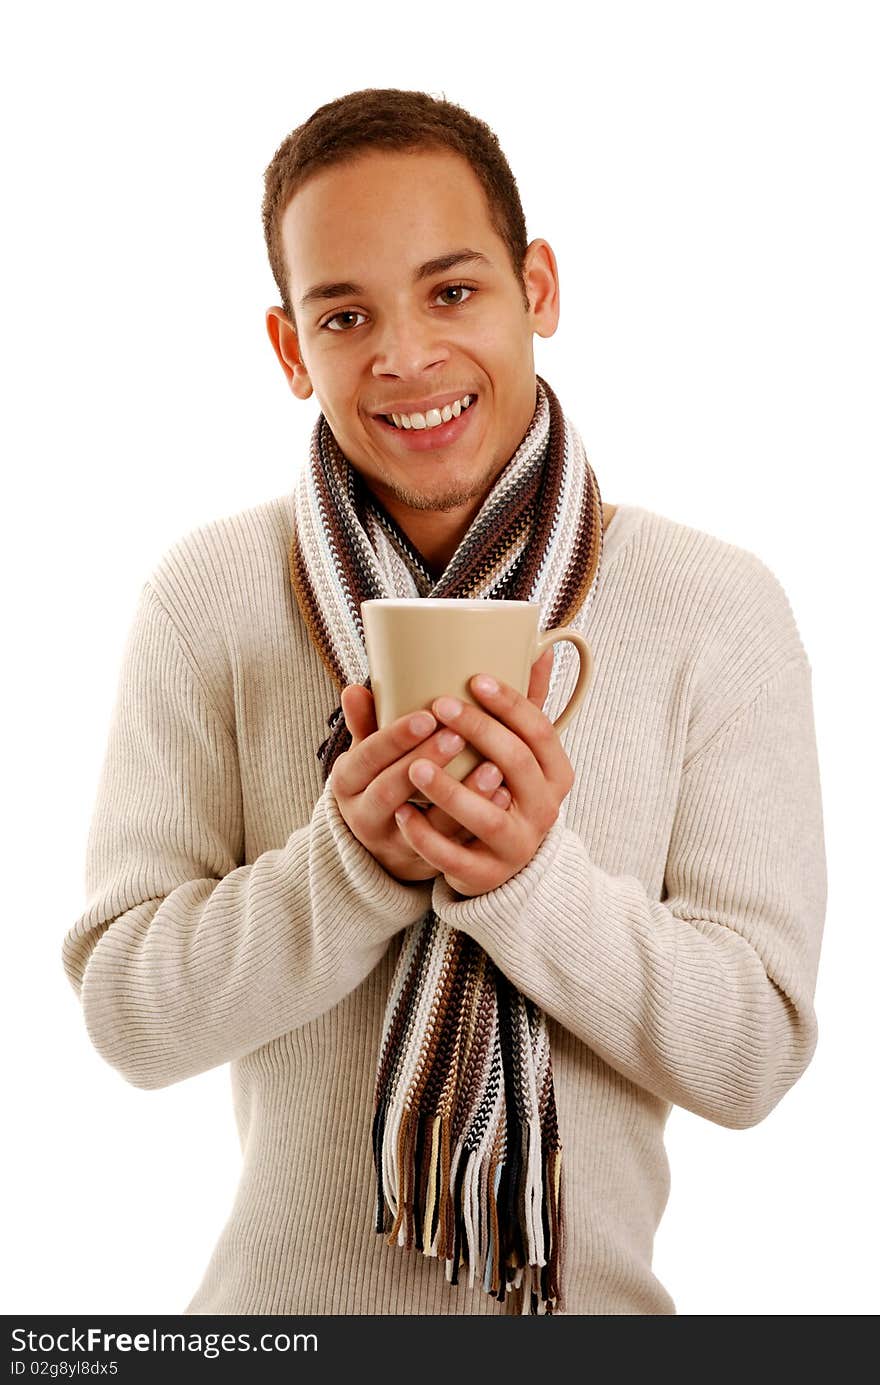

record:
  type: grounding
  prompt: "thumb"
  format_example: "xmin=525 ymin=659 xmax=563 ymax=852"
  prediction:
xmin=341 ymin=684 xmax=377 ymax=743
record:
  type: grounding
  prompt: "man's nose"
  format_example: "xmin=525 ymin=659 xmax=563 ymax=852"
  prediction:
xmin=370 ymin=310 xmax=450 ymax=378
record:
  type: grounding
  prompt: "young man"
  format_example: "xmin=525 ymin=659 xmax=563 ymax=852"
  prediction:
xmin=62 ymin=90 xmax=827 ymax=1316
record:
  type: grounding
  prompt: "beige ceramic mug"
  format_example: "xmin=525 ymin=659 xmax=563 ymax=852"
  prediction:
xmin=361 ymin=597 xmax=594 ymax=806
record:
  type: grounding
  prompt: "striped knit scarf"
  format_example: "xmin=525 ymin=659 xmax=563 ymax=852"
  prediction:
xmin=289 ymin=374 xmax=604 ymax=1314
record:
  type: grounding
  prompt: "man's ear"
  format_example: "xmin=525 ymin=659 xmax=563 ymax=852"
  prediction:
xmin=523 ymin=239 xmax=560 ymax=340
xmin=265 ymin=307 xmax=313 ymax=400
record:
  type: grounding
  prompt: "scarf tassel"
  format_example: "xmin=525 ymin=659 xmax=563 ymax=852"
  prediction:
xmin=370 ymin=1102 xmax=565 ymax=1314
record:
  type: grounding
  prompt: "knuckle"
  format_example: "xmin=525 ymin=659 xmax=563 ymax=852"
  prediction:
xmin=557 ymin=755 xmax=575 ymax=793
xmin=329 ymin=752 xmax=351 ymax=797
xmin=481 ymin=809 xmax=508 ymax=844
xmin=431 ymin=772 xmax=454 ymax=806
xmin=509 ymin=740 xmax=532 ymax=776
xmin=371 ymin=776 xmax=400 ymax=813
xmin=533 ymin=715 xmax=555 ymax=746
xmin=352 ymin=741 xmax=379 ymax=782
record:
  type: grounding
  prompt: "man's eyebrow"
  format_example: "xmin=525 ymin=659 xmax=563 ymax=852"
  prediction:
xmin=298 ymin=249 xmax=493 ymax=311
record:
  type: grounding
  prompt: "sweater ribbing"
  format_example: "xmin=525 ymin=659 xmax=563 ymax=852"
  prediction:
xmin=62 ymin=495 xmax=826 ymax=1315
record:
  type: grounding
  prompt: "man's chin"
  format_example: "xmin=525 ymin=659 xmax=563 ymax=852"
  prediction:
xmin=383 ymin=482 xmax=485 ymax=514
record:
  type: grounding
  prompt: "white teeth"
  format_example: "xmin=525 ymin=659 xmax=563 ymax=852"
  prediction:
xmin=388 ymin=394 xmax=474 ymax=430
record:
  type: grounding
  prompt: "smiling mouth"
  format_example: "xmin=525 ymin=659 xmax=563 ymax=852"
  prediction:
xmin=372 ymin=395 xmax=480 ymax=452
xmin=378 ymin=394 xmax=478 ymax=431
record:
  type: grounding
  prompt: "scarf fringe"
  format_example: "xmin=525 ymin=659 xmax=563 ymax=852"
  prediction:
xmin=371 ymin=1101 xmax=565 ymax=1314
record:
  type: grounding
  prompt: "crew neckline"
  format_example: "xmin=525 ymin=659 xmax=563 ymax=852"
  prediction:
xmin=601 ymin=504 xmax=648 ymax=570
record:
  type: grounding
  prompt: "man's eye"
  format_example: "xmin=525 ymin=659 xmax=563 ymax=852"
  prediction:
xmin=437 ymin=283 xmax=476 ymax=306
xmin=323 ymin=310 xmax=367 ymax=333
xmin=321 ymin=285 xmax=476 ymax=332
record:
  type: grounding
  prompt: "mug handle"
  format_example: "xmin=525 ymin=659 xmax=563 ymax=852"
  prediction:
xmin=533 ymin=626 xmax=594 ymax=735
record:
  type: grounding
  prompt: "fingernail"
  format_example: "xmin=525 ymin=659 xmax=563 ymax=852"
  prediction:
xmin=434 ymin=696 xmax=462 ymax=720
xmin=437 ymin=730 xmax=465 ymax=755
xmin=409 ymin=712 xmax=436 ymax=737
xmin=473 ymin=674 xmax=499 ymax=696
xmin=476 ymin=762 xmax=502 ymax=791
xmin=410 ymin=760 xmax=435 ymax=787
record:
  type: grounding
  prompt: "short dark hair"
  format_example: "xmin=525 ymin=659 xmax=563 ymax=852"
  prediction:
xmin=261 ymin=88 xmax=531 ymax=329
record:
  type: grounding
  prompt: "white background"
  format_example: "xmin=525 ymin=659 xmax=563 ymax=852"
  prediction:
xmin=3 ymin=0 xmax=877 ymax=1317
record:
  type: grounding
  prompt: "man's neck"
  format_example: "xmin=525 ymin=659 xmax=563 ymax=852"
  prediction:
xmin=401 ymin=498 xmax=490 ymax=573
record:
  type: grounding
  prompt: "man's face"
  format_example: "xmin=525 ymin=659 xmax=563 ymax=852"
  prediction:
xmin=267 ymin=147 xmax=559 ymax=528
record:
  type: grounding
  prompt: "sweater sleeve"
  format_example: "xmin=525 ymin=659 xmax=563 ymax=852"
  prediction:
xmin=62 ymin=580 xmax=432 ymax=1091
xmin=430 ymin=651 xmax=827 ymax=1130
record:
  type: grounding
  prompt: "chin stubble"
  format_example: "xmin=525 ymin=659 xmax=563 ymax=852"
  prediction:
xmin=381 ymin=458 xmax=502 ymax=514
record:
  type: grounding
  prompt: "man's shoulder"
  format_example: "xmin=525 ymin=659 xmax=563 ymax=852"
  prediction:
xmin=621 ymin=501 xmax=773 ymax=576
xmin=623 ymin=503 xmax=810 ymax=717
xmin=619 ymin=503 xmax=797 ymax=626
xmin=147 ymin=491 xmax=294 ymax=612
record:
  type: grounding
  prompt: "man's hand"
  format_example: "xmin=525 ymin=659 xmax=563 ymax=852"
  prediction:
xmin=391 ymin=651 xmax=573 ymax=897
xmin=330 ymin=683 xmax=514 ymax=884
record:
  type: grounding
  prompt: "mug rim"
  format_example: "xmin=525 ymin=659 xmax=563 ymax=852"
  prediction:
xmin=361 ymin=598 xmax=538 ymax=609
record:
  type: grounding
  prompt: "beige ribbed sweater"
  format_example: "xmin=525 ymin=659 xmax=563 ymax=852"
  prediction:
xmin=61 ymin=495 xmax=826 ymax=1316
